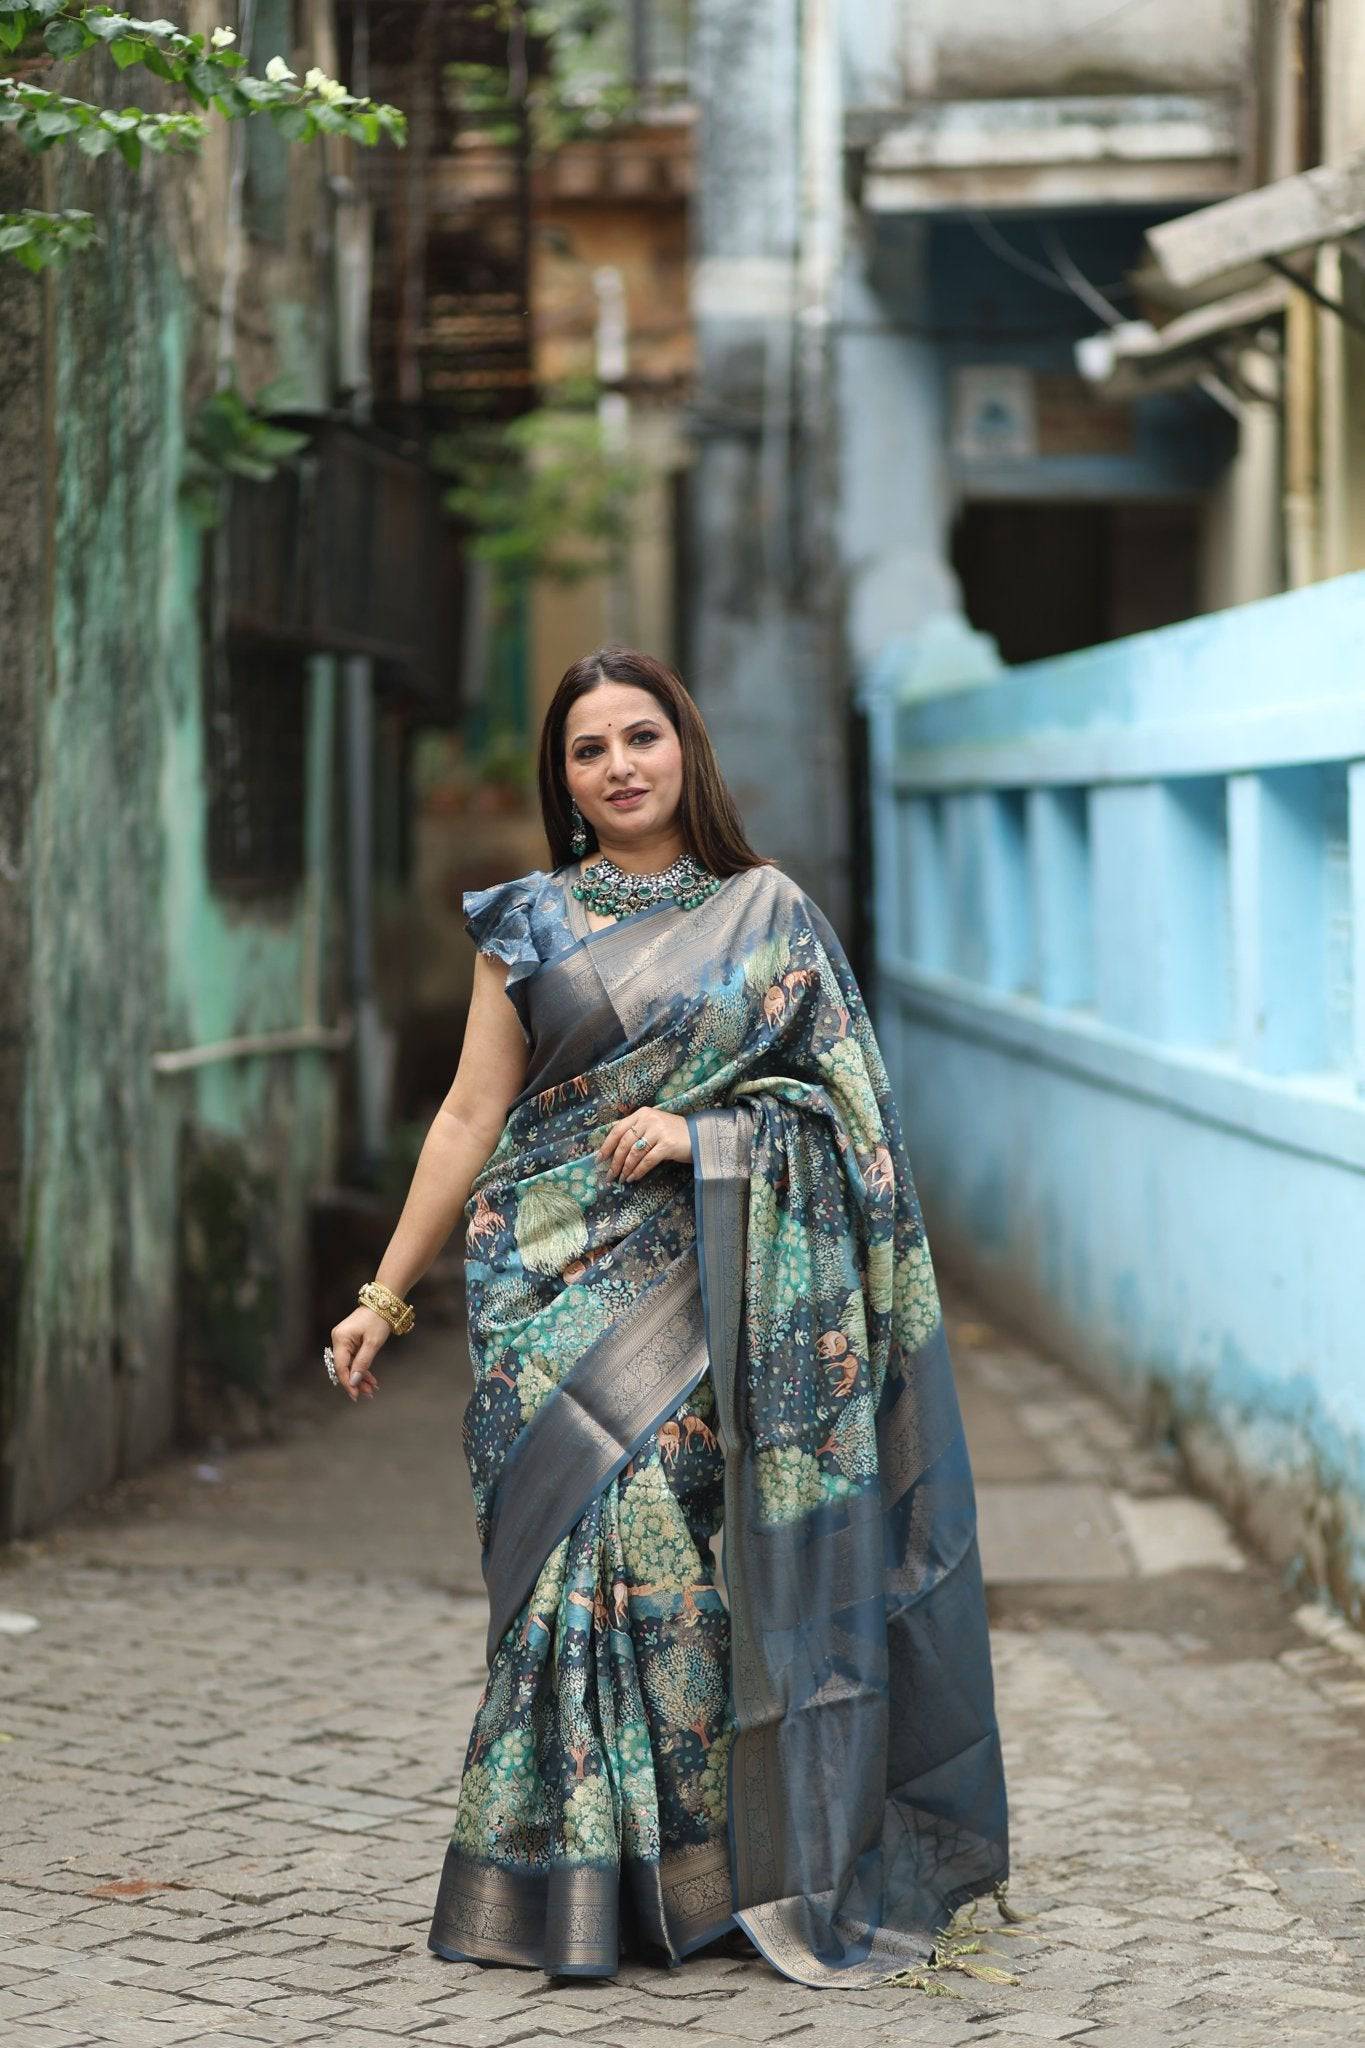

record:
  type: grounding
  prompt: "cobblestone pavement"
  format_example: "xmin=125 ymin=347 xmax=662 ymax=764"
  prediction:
xmin=3 ymin=1283 xmax=1365 ymax=2048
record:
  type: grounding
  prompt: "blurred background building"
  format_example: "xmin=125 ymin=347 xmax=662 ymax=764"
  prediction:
xmin=2 ymin=0 xmax=1363 ymax=1623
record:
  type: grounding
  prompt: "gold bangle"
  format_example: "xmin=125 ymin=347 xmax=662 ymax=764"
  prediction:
xmin=358 ymin=1280 xmax=415 ymax=1336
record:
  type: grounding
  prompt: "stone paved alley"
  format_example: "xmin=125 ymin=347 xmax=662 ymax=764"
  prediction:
xmin=3 ymin=1279 xmax=1365 ymax=2048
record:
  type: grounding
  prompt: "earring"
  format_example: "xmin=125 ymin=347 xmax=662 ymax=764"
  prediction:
xmin=570 ymin=799 xmax=588 ymax=857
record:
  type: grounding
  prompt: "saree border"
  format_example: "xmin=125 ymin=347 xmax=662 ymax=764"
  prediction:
xmin=480 ymin=1246 xmax=709 ymax=1662
xmin=427 ymin=1834 xmax=734 ymax=1975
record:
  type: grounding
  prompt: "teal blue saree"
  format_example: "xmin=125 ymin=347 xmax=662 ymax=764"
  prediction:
xmin=427 ymin=860 xmax=1010 ymax=1983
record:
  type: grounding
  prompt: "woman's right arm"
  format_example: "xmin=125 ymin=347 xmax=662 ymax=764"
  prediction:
xmin=329 ymin=952 xmax=530 ymax=1400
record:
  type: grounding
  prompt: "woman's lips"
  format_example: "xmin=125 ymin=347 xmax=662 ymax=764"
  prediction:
xmin=606 ymin=790 xmax=647 ymax=807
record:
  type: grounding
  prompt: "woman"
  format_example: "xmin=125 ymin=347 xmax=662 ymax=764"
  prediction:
xmin=326 ymin=646 xmax=1016 ymax=1990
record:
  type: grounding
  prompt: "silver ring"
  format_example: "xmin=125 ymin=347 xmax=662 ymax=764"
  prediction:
xmin=323 ymin=1345 xmax=340 ymax=1388
xmin=633 ymin=1135 xmax=649 ymax=1150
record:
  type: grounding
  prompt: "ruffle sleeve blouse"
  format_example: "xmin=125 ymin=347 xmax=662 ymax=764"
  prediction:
xmin=462 ymin=868 xmax=576 ymax=1041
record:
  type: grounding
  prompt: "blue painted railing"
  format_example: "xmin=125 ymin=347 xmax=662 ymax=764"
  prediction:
xmin=862 ymin=574 xmax=1365 ymax=1618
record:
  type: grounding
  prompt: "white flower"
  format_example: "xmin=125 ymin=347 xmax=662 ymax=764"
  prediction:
xmin=317 ymin=76 xmax=348 ymax=104
xmin=304 ymin=65 xmax=327 ymax=88
xmin=264 ymin=54 xmax=294 ymax=83
xmin=209 ymin=26 xmax=236 ymax=49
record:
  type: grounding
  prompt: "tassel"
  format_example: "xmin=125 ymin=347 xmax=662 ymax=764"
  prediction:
xmin=993 ymin=1877 xmax=1036 ymax=1924
xmin=889 ymin=1894 xmax=1022 ymax=1994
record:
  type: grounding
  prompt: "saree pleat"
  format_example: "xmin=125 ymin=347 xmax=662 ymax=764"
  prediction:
xmin=429 ymin=864 xmax=1009 ymax=1983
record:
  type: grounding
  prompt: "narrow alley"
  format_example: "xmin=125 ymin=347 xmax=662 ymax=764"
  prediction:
xmin=3 ymin=1282 xmax=1364 ymax=2048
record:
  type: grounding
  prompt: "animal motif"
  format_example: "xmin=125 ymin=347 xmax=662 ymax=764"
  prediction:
xmin=864 ymin=1143 xmax=894 ymax=1197
xmin=657 ymin=1420 xmax=682 ymax=1464
xmin=681 ymin=1413 xmax=717 ymax=1451
xmin=520 ymin=1608 xmax=551 ymax=1649
xmin=629 ymin=1579 xmax=710 ymax=1627
xmin=466 ymin=1188 xmax=506 ymax=1250
xmin=817 ymin=1329 xmax=859 ymax=1398
xmin=562 ymin=1241 xmax=615 ymax=1285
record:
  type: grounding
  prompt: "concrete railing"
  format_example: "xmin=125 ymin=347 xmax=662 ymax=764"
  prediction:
xmin=864 ymin=573 xmax=1365 ymax=1619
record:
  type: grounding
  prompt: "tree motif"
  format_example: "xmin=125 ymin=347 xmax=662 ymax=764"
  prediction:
xmin=646 ymin=1639 xmax=726 ymax=1747
xmin=895 ymin=1236 xmax=941 ymax=1350
xmin=755 ymin=1444 xmax=823 ymax=1525
xmin=619 ymin=1460 xmax=696 ymax=1588
xmin=698 ymin=1721 xmax=734 ymax=1825
xmin=515 ymin=1181 xmax=587 ymax=1275
xmin=563 ymin=1772 xmax=616 ymax=1862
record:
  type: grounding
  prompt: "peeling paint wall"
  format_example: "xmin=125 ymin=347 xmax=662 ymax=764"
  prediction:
xmin=0 ymin=19 xmax=345 ymax=1535
xmin=877 ymin=576 xmax=1365 ymax=1621
xmin=845 ymin=0 xmax=1254 ymax=104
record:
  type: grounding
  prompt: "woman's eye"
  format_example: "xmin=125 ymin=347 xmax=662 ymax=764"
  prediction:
xmin=633 ymin=731 xmax=658 ymax=744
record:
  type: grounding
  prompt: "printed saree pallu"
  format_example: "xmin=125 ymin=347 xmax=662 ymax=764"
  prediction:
xmin=427 ymin=864 xmax=1010 ymax=1984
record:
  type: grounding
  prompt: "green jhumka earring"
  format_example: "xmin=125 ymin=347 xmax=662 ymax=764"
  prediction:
xmin=570 ymin=800 xmax=589 ymax=857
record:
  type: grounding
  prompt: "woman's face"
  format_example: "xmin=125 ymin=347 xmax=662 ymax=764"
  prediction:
xmin=563 ymin=681 xmax=685 ymax=854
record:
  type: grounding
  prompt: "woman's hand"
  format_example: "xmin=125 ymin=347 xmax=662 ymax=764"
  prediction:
xmin=328 ymin=1306 xmax=393 ymax=1401
xmin=596 ymin=1105 xmax=692 ymax=1183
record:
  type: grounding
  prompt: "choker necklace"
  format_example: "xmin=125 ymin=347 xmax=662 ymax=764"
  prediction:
xmin=572 ymin=850 xmax=722 ymax=918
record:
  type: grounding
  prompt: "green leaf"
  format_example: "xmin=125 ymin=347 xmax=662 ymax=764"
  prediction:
xmin=110 ymin=36 xmax=143 ymax=67
xmin=247 ymin=423 xmax=309 ymax=460
xmin=0 ymin=222 xmax=30 ymax=250
xmin=44 ymin=17 xmax=90 ymax=56
xmin=269 ymin=101 xmax=310 ymax=140
xmin=34 ymin=107 xmax=78 ymax=135
xmin=76 ymin=123 xmax=112 ymax=155
xmin=0 ymin=17 xmax=25 ymax=49
xmin=113 ymin=128 xmax=141 ymax=166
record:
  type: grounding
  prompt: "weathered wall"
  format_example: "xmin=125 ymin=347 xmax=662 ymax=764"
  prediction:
xmin=876 ymin=575 xmax=1365 ymax=1621
xmin=1 ymin=21 xmax=345 ymax=1534
xmin=690 ymin=0 xmax=850 ymax=927
xmin=0 ymin=125 xmax=45 ymax=1522
xmin=846 ymin=0 xmax=1253 ymax=104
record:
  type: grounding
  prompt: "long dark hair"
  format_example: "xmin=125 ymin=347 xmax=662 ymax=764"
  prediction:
xmin=537 ymin=645 xmax=772 ymax=875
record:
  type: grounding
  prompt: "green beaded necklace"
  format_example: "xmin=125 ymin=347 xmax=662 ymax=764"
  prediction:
xmin=571 ymin=850 xmax=722 ymax=919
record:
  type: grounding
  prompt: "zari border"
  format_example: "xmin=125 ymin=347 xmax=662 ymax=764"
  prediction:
xmin=427 ymin=1835 xmax=734 ymax=1977
xmin=481 ymin=1246 xmax=708 ymax=1662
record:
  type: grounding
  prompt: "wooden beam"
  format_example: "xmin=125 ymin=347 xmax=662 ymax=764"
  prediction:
xmin=1149 ymin=148 xmax=1365 ymax=292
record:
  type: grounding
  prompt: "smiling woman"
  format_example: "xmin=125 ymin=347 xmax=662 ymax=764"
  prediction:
xmin=326 ymin=644 xmax=1018 ymax=1993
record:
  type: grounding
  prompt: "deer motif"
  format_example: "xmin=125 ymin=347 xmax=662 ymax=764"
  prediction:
xmin=657 ymin=1420 xmax=682 ymax=1464
xmin=562 ymin=1241 xmax=614 ymax=1285
xmin=612 ymin=1578 xmax=629 ymax=1626
xmin=630 ymin=1579 xmax=710 ymax=1627
xmin=681 ymin=1414 xmax=717 ymax=1452
xmin=521 ymin=1608 xmax=551 ymax=1649
xmin=864 ymin=1143 xmax=894 ymax=1198
xmin=817 ymin=1328 xmax=859 ymax=1398
xmin=466 ymin=1189 xmax=506 ymax=1250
